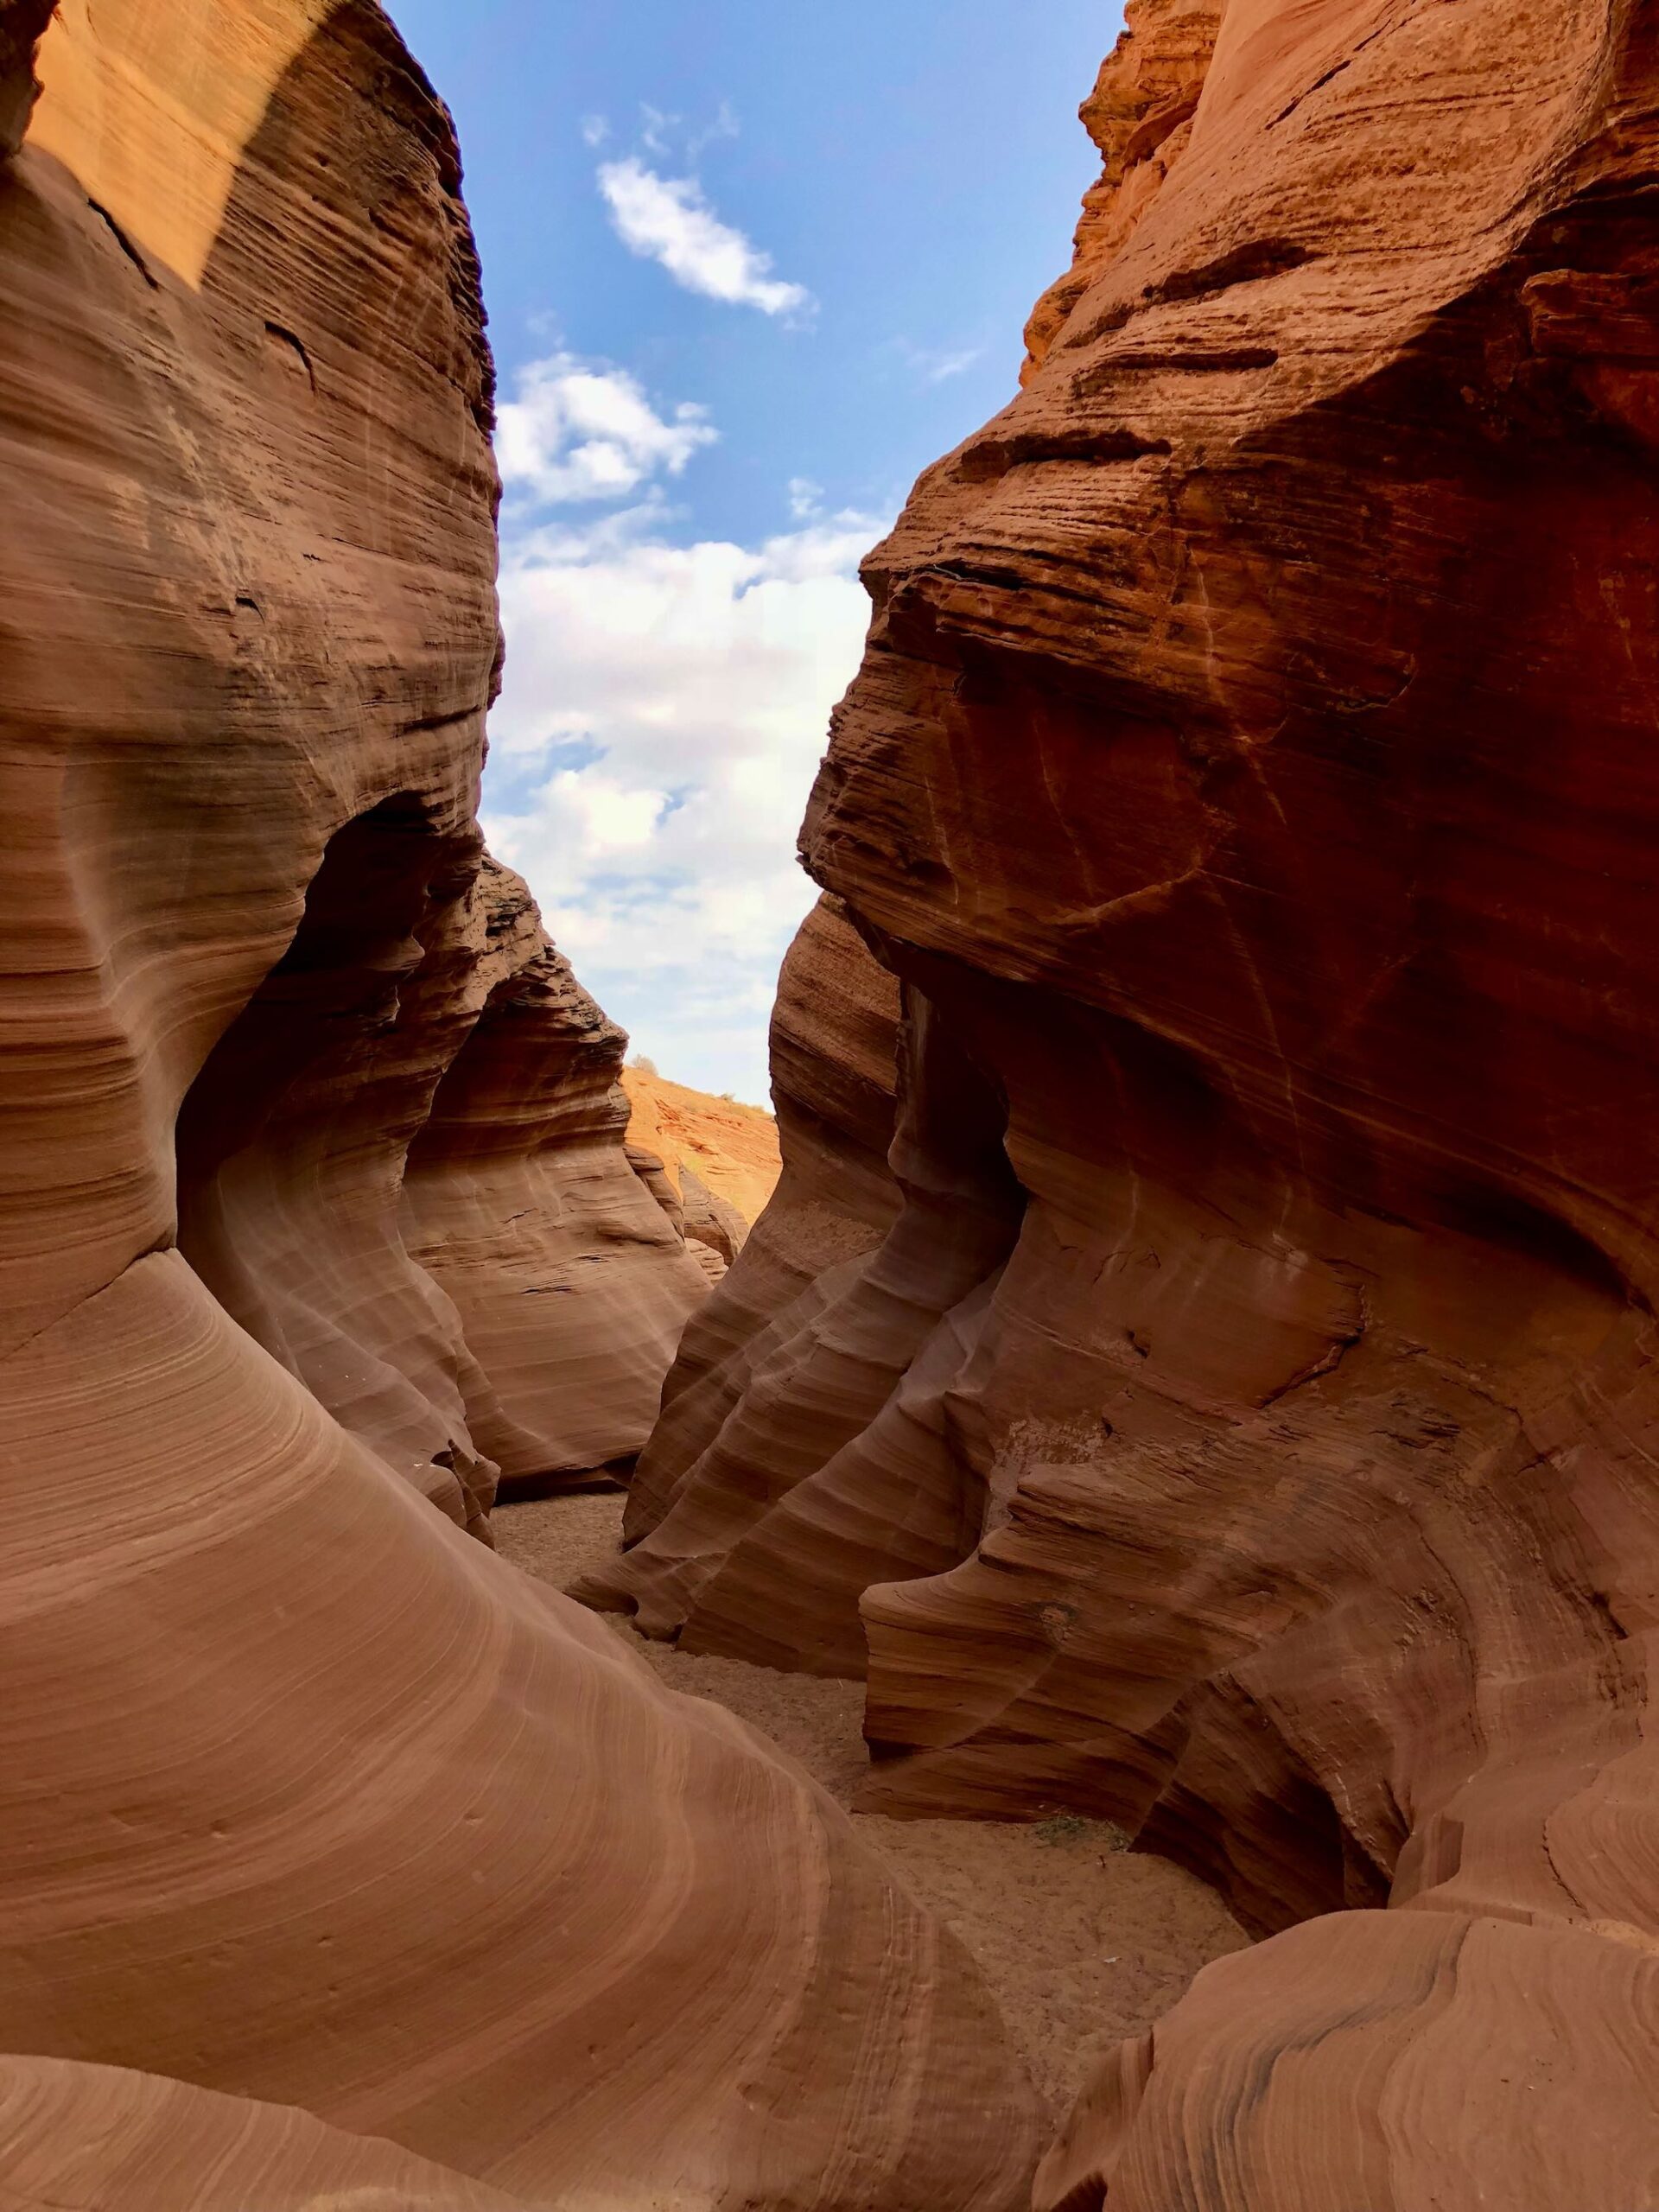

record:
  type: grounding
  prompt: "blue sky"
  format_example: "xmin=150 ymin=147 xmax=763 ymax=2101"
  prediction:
xmin=385 ymin=2 xmax=1118 ymax=1102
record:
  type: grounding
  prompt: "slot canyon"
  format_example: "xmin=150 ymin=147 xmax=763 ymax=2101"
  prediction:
xmin=2 ymin=0 xmax=1657 ymax=2205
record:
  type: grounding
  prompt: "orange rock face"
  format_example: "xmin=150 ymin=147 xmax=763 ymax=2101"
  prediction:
xmin=602 ymin=0 xmax=1659 ymax=2190
xmin=622 ymin=1061 xmax=784 ymax=1226
xmin=0 ymin=5 xmax=1043 ymax=2205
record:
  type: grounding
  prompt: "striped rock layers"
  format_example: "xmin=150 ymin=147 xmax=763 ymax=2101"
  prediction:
xmin=0 ymin=4 xmax=1041 ymax=2207
xmin=598 ymin=0 xmax=1659 ymax=2198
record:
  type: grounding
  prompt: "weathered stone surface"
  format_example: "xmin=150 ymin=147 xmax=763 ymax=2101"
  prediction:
xmin=1033 ymin=1913 xmax=1659 ymax=2211
xmin=400 ymin=858 xmax=706 ymax=1491
xmin=622 ymin=1058 xmax=783 ymax=1226
xmin=595 ymin=0 xmax=1659 ymax=2191
xmin=0 ymin=4 xmax=1043 ymax=2205
xmin=1022 ymin=0 xmax=1221 ymax=382
xmin=0 ymin=2054 xmax=534 ymax=2211
xmin=579 ymin=892 xmax=916 ymax=1664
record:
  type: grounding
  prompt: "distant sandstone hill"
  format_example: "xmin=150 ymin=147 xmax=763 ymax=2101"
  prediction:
xmin=623 ymin=1065 xmax=782 ymax=1223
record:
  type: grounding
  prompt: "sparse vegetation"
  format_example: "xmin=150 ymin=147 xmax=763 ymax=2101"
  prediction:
xmin=1034 ymin=1813 xmax=1128 ymax=1851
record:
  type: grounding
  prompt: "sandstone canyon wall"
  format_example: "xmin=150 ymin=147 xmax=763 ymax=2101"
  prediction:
xmin=0 ymin=4 xmax=1043 ymax=2204
xmin=602 ymin=0 xmax=1659 ymax=2195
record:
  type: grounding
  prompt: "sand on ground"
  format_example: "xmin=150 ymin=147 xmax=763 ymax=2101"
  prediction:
xmin=493 ymin=1489 xmax=1249 ymax=2117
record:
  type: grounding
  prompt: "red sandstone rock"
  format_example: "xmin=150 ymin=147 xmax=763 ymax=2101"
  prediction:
xmin=596 ymin=0 xmax=1659 ymax=2192
xmin=399 ymin=858 xmax=706 ymax=1491
xmin=579 ymin=892 xmax=916 ymax=1660
xmin=622 ymin=1059 xmax=783 ymax=1226
xmin=0 ymin=4 xmax=1043 ymax=2204
xmin=0 ymin=2055 xmax=535 ymax=2210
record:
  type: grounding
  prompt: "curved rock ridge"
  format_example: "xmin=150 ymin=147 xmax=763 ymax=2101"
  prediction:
xmin=0 ymin=4 xmax=1043 ymax=2205
xmin=399 ymin=855 xmax=707 ymax=1491
xmin=0 ymin=2055 xmax=534 ymax=2210
xmin=0 ymin=1249 xmax=1039 ymax=2207
xmin=4 ymin=0 xmax=704 ymax=1519
xmin=579 ymin=893 xmax=918 ymax=1664
xmin=594 ymin=0 xmax=1659 ymax=2191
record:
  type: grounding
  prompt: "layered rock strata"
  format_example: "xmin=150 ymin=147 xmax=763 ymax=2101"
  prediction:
xmin=580 ymin=892 xmax=915 ymax=1664
xmin=601 ymin=0 xmax=1659 ymax=2192
xmin=399 ymin=858 xmax=706 ymax=1489
xmin=0 ymin=2056 xmax=535 ymax=2211
xmin=0 ymin=5 xmax=1042 ymax=2206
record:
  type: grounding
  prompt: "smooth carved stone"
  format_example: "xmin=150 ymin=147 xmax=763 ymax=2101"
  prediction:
xmin=0 ymin=2055 xmax=535 ymax=2211
xmin=0 ymin=4 xmax=1043 ymax=2205
xmin=594 ymin=0 xmax=1659 ymax=2195
xmin=1033 ymin=1913 xmax=1659 ymax=2211
xmin=577 ymin=893 xmax=918 ymax=1652
xmin=400 ymin=858 xmax=707 ymax=1491
xmin=0 ymin=1251 xmax=1039 ymax=2206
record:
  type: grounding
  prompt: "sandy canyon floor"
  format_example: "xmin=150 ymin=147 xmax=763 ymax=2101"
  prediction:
xmin=495 ymin=1488 xmax=1248 ymax=2115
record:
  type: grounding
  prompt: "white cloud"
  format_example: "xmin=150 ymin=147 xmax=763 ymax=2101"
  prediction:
xmin=597 ymin=157 xmax=814 ymax=318
xmin=787 ymin=475 xmax=823 ymax=520
xmin=483 ymin=499 xmax=887 ymax=1100
xmin=580 ymin=113 xmax=610 ymax=148
xmin=494 ymin=352 xmax=715 ymax=507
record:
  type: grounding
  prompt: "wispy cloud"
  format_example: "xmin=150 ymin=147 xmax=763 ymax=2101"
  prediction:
xmin=639 ymin=103 xmax=677 ymax=157
xmin=580 ymin=113 xmax=610 ymax=148
xmin=894 ymin=338 xmax=983 ymax=385
xmin=597 ymin=157 xmax=814 ymax=318
xmin=688 ymin=99 xmax=741 ymax=156
xmin=486 ymin=454 xmax=887 ymax=1098
xmin=787 ymin=476 xmax=823 ymax=520
xmin=633 ymin=100 xmax=741 ymax=162
xmin=494 ymin=352 xmax=715 ymax=506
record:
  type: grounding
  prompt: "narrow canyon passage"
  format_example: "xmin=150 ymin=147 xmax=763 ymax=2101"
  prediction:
xmin=496 ymin=1484 xmax=1249 ymax=2116
xmin=6 ymin=0 xmax=1659 ymax=2202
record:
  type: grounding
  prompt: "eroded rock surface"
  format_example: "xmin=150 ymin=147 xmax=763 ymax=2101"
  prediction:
xmin=400 ymin=857 xmax=706 ymax=1491
xmin=580 ymin=892 xmax=918 ymax=1666
xmin=600 ymin=0 xmax=1659 ymax=2193
xmin=0 ymin=4 xmax=1042 ymax=2205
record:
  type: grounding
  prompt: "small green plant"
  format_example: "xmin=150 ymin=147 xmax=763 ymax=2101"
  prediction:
xmin=1034 ymin=1813 xmax=1127 ymax=1850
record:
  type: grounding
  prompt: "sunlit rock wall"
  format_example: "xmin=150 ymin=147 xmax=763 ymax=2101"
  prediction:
xmin=604 ymin=0 xmax=1659 ymax=2195
xmin=0 ymin=4 xmax=1043 ymax=2204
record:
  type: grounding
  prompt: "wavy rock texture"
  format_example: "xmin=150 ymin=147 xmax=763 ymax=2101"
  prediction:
xmin=598 ymin=0 xmax=1659 ymax=2192
xmin=0 ymin=4 xmax=1042 ymax=2205
xmin=0 ymin=0 xmax=705 ymax=1522
xmin=581 ymin=892 xmax=918 ymax=1665
xmin=399 ymin=856 xmax=706 ymax=1490
xmin=0 ymin=2056 xmax=533 ymax=2211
